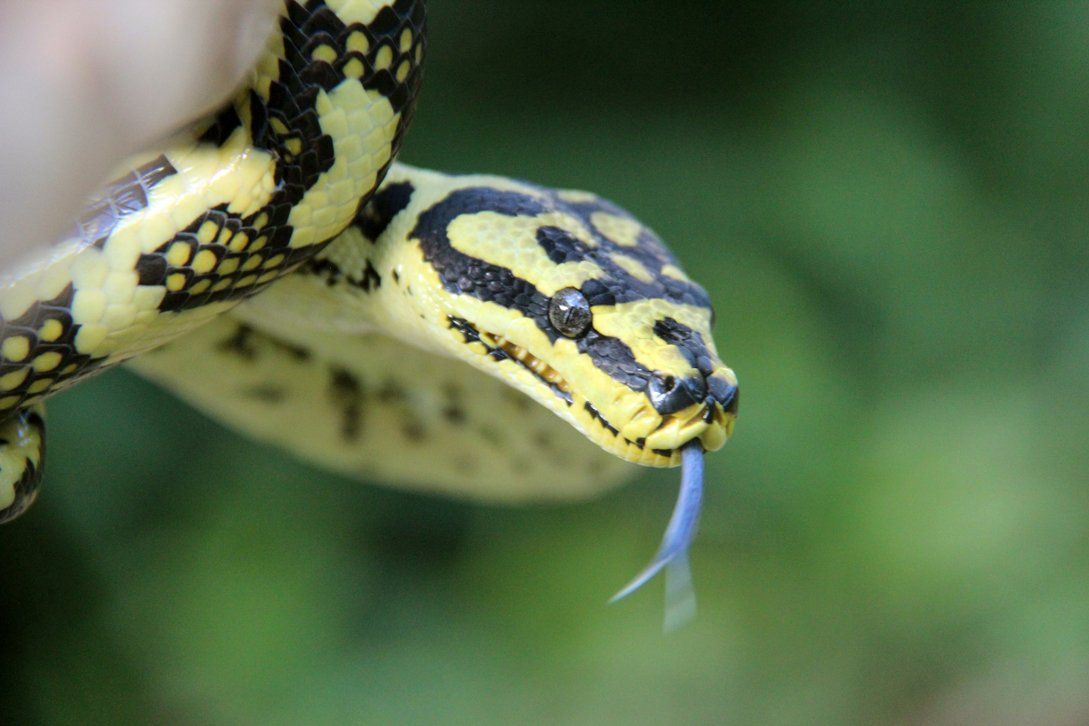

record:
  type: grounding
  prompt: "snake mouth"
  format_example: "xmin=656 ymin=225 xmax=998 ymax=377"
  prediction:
xmin=446 ymin=316 xmax=735 ymax=467
xmin=585 ymin=399 xmax=734 ymax=466
xmin=447 ymin=316 xmax=574 ymax=404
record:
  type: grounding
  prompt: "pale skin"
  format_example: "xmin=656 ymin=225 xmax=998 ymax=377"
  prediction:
xmin=0 ymin=0 xmax=279 ymax=269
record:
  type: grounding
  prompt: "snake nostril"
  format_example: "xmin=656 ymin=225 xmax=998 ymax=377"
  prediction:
xmin=648 ymin=373 xmax=703 ymax=415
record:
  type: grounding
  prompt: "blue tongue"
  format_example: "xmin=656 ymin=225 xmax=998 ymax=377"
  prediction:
xmin=609 ymin=441 xmax=704 ymax=631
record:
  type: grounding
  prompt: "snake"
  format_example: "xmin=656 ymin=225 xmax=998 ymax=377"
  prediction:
xmin=0 ymin=0 xmax=738 ymax=617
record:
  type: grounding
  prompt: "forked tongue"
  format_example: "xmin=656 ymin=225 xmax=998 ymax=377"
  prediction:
xmin=609 ymin=440 xmax=704 ymax=631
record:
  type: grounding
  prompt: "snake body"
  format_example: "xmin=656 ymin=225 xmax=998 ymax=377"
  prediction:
xmin=0 ymin=0 xmax=738 ymax=607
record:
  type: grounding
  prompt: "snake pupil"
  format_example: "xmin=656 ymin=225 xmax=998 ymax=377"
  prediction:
xmin=548 ymin=287 xmax=592 ymax=338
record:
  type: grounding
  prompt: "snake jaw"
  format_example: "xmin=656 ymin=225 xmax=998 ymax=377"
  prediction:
xmin=445 ymin=315 xmax=737 ymax=468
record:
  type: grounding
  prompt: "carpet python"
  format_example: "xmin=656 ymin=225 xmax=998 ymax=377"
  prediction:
xmin=0 ymin=0 xmax=738 ymax=617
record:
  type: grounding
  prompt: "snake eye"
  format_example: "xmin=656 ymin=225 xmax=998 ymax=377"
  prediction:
xmin=548 ymin=287 xmax=592 ymax=338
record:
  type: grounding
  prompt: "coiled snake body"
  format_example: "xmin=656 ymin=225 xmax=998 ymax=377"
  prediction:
xmin=0 ymin=0 xmax=738 ymax=612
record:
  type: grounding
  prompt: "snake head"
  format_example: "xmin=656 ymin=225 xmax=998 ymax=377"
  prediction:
xmin=361 ymin=163 xmax=739 ymax=468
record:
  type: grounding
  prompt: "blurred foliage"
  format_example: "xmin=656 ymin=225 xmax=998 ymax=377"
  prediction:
xmin=3 ymin=2 xmax=1089 ymax=723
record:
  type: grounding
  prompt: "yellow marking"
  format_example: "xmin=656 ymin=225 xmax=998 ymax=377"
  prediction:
xmin=396 ymin=60 xmax=410 ymax=82
xmin=326 ymin=0 xmax=384 ymax=25
xmin=60 ymin=363 xmax=78 ymax=376
xmin=250 ymin=235 xmax=268 ymax=252
xmin=270 ymin=118 xmax=289 ymax=135
xmin=285 ymin=138 xmax=303 ymax=156
xmin=102 ymin=304 xmax=136 ymax=331
xmin=343 ymin=57 xmax=365 ymax=79
xmin=236 ymin=274 xmax=259 ymax=288
xmin=311 ymin=44 xmax=337 ymax=64
xmin=447 ymin=211 xmax=602 ymax=295
xmin=27 ymin=378 xmax=53 ymax=395
xmin=257 ymin=270 xmax=279 ymax=284
xmin=101 ymin=226 xmax=142 ymax=271
xmin=0 ymin=279 xmax=36 ymax=321
xmin=253 ymin=213 xmax=269 ymax=230
xmin=74 ymin=323 xmax=107 ymax=354
xmin=212 ymin=279 xmax=232 ymax=293
xmin=263 ymin=254 xmax=286 ymax=269
xmin=70 ymin=289 xmax=106 ymax=324
xmin=228 ymin=232 xmax=250 ymax=253
xmin=288 ymin=71 xmax=395 ymax=248
xmin=591 ymin=211 xmax=644 ymax=247
xmin=375 ymin=45 xmax=393 ymax=70
xmin=0 ymin=369 xmax=28 ymax=390
xmin=241 ymin=255 xmax=263 ymax=272
xmin=189 ymin=279 xmax=212 ymax=295
xmin=217 ymin=227 xmax=235 ymax=246
xmin=38 ymin=320 xmax=63 ymax=343
xmin=610 ymin=253 xmax=654 ymax=283
xmin=166 ymin=242 xmax=192 ymax=266
xmin=592 ymin=301 xmax=716 ymax=377
xmin=197 ymin=220 xmax=219 ymax=245
xmin=661 ymin=264 xmax=687 ymax=281
xmin=31 ymin=352 xmax=62 ymax=373
xmin=218 ymin=257 xmax=241 ymax=276
xmin=415 ymin=44 xmax=423 ymax=64
xmin=102 ymin=270 xmax=137 ymax=305
xmin=35 ymin=258 xmax=75 ymax=303
xmin=3 ymin=336 xmax=30 ymax=363
xmin=191 ymin=250 xmax=218 ymax=275
xmin=347 ymin=31 xmax=370 ymax=55
xmin=67 ymin=247 xmax=110 ymax=290
xmin=166 ymin=274 xmax=187 ymax=292
xmin=558 ymin=190 xmax=598 ymax=204
xmin=0 ymin=396 xmax=18 ymax=410
xmin=132 ymin=129 xmax=276 ymax=234
xmin=399 ymin=28 xmax=413 ymax=52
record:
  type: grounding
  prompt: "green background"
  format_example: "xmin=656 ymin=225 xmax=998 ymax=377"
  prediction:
xmin=4 ymin=2 xmax=1089 ymax=723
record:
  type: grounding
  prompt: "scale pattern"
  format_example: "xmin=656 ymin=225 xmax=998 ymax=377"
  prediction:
xmin=0 ymin=0 xmax=426 ymax=522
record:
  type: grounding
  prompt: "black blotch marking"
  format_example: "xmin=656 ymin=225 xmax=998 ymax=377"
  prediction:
xmin=583 ymin=401 xmax=619 ymax=437
xmin=536 ymin=226 xmax=584 ymax=264
xmin=356 ymin=180 xmax=415 ymax=240
xmin=442 ymin=405 xmax=466 ymax=424
xmin=305 ymin=257 xmax=381 ymax=293
xmin=532 ymin=431 xmax=554 ymax=451
xmin=240 ymin=384 xmax=287 ymax=403
xmin=479 ymin=426 xmax=502 ymax=446
xmin=197 ymin=105 xmax=244 ymax=145
xmin=401 ymin=419 xmax=426 ymax=442
xmin=0 ymin=286 xmax=107 ymax=418
xmin=328 ymin=366 xmax=364 ymax=441
xmin=653 ymin=317 xmax=716 ymax=377
xmin=218 ymin=324 xmax=258 ymax=360
xmin=441 ymin=383 xmax=466 ymax=423
xmin=574 ymin=330 xmax=650 ymax=392
xmin=377 ymin=380 xmax=406 ymax=404
xmin=360 ymin=261 xmax=382 ymax=292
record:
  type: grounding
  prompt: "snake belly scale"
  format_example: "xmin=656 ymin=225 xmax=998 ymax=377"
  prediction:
xmin=0 ymin=0 xmax=738 ymax=610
